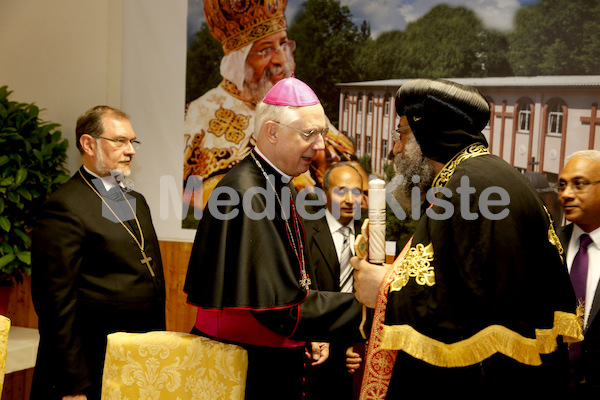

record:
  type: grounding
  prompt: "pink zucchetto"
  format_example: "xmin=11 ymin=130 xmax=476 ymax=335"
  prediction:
xmin=262 ymin=76 xmax=320 ymax=106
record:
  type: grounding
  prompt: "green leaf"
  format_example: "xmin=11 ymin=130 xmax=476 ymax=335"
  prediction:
xmin=53 ymin=174 xmax=70 ymax=185
xmin=0 ymin=176 xmax=14 ymax=186
xmin=14 ymin=229 xmax=31 ymax=247
xmin=0 ymin=216 xmax=9 ymax=232
xmin=17 ymin=186 xmax=32 ymax=201
xmin=15 ymin=168 xmax=27 ymax=185
xmin=16 ymin=251 xmax=31 ymax=265
xmin=32 ymin=149 xmax=44 ymax=163
xmin=0 ymin=243 xmax=12 ymax=255
xmin=6 ymin=191 xmax=20 ymax=204
xmin=0 ymin=155 xmax=9 ymax=167
xmin=0 ymin=254 xmax=15 ymax=269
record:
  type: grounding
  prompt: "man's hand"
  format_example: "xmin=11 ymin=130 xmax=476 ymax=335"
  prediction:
xmin=352 ymin=256 xmax=390 ymax=308
xmin=345 ymin=345 xmax=362 ymax=374
xmin=305 ymin=342 xmax=330 ymax=366
xmin=63 ymin=394 xmax=87 ymax=400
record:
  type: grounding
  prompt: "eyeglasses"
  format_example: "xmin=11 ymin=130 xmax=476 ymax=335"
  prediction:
xmin=274 ymin=121 xmax=329 ymax=143
xmin=249 ymin=40 xmax=296 ymax=59
xmin=391 ymin=125 xmax=411 ymax=142
xmin=557 ymin=179 xmax=600 ymax=193
xmin=90 ymin=135 xmax=140 ymax=150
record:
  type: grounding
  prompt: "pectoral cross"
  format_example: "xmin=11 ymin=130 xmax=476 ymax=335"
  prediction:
xmin=140 ymin=251 xmax=155 ymax=277
xmin=300 ymin=269 xmax=311 ymax=290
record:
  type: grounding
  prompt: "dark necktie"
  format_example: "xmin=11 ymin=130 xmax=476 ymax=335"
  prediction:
xmin=338 ymin=226 xmax=353 ymax=293
xmin=569 ymin=233 xmax=593 ymax=385
xmin=570 ymin=234 xmax=593 ymax=306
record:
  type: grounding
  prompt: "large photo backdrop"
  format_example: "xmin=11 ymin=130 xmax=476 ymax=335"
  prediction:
xmin=180 ymin=0 xmax=599 ymax=230
xmin=117 ymin=0 xmax=598 ymax=240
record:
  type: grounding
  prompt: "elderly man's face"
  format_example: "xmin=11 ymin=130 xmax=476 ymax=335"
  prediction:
xmin=559 ymin=155 xmax=600 ymax=232
xmin=269 ymin=104 xmax=326 ymax=177
xmin=245 ymin=31 xmax=296 ymax=103
xmin=390 ymin=117 xmax=436 ymax=211
xmin=92 ymin=117 xmax=136 ymax=177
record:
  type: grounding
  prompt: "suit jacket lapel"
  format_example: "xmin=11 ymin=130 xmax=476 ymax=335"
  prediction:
xmin=557 ymin=224 xmax=572 ymax=251
xmin=312 ymin=220 xmax=340 ymax=279
xmin=560 ymin=224 xmax=599 ymax=332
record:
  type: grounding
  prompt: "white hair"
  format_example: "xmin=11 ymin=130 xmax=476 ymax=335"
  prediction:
xmin=565 ymin=149 xmax=600 ymax=164
xmin=254 ymin=102 xmax=300 ymax=136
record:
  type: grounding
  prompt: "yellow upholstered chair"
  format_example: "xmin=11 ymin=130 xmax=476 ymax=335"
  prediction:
xmin=101 ymin=331 xmax=247 ymax=400
xmin=0 ymin=315 xmax=11 ymax=397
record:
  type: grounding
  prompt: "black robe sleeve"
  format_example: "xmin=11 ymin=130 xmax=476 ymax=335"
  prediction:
xmin=185 ymin=154 xmax=362 ymax=341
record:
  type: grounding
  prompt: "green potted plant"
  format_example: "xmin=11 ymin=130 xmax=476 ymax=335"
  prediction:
xmin=0 ymin=85 xmax=70 ymax=295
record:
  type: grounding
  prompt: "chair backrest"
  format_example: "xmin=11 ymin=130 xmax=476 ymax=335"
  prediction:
xmin=101 ymin=331 xmax=247 ymax=400
xmin=0 ymin=315 xmax=11 ymax=397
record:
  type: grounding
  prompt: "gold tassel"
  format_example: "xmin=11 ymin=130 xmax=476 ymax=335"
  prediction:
xmin=380 ymin=311 xmax=583 ymax=368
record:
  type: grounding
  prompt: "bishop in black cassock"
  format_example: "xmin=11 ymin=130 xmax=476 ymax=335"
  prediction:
xmin=184 ymin=77 xmax=363 ymax=400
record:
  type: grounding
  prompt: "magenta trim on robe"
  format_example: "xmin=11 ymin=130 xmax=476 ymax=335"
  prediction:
xmin=195 ymin=308 xmax=305 ymax=347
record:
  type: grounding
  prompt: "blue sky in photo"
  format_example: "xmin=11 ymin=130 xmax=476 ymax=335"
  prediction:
xmin=187 ymin=0 xmax=538 ymax=44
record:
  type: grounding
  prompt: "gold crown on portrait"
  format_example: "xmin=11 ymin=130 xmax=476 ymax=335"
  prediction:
xmin=204 ymin=0 xmax=288 ymax=55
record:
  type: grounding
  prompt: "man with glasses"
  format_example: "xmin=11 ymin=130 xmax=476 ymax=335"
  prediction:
xmin=31 ymin=106 xmax=166 ymax=400
xmin=183 ymin=0 xmax=363 ymax=226
xmin=185 ymin=77 xmax=363 ymax=400
xmin=303 ymin=162 xmax=365 ymax=400
xmin=557 ymin=150 xmax=600 ymax=395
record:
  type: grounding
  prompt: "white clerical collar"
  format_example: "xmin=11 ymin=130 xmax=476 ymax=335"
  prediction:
xmin=325 ymin=209 xmax=355 ymax=236
xmin=253 ymin=147 xmax=292 ymax=181
xmin=83 ymin=166 xmax=122 ymax=192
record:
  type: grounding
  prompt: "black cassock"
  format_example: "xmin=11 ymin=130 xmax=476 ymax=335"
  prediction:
xmin=31 ymin=167 xmax=165 ymax=400
xmin=185 ymin=151 xmax=362 ymax=400
xmin=381 ymin=148 xmax=581 ymax=399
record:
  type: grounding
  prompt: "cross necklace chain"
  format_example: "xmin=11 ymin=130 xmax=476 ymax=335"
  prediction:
xmin=79 ymin=170 xmax=155 ymax=278
xmin=251 ymin=153 xmax=311 ymax=290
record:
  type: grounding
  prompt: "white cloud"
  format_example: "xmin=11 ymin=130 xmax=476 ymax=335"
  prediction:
xmin=338 ymin=0 xmax=523 ymax=38
xmin=189 ymin=0 xmax=524 ymax=41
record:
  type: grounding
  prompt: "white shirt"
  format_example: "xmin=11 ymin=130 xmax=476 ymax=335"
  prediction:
xmin=83 ymin=166 xmax=122 ymax=192
xmin=566 ymin=224 xmax=600 ymax=327
xmin=325 ymin=210 xmax=356 ymax=262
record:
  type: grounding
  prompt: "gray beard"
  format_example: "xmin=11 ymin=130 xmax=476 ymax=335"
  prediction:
xmin=391 ymin=138 xmax=436 ymax=212
xmin=243 ymin=59 xmax=296 ymax=104
xmin=95 ymin=146 xmax=131 ymax=178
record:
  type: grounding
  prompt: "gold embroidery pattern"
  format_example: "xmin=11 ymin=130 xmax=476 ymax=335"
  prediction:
xmin=203 ymin=0 xmax=287 ymax=55
xmin=221 ymin=79 xmax=257 ymax=105
xmin=0 ymin=315 xmax=10 ymax=394
xmin=184 ymin=131 xmax=252 ymax=181
xmin=432 ymin=144 xmax=490 ymax=189
xmin=359 ymin=239 xmax=413 ymax=400
xmin=544 ymin=206 xmax=564 ymax=264
xmin=380 ymin=310 xmax=583 ymax=368
xmin=390 ymin=243 xmax=435 ymax=292
xmin=101 ymin=331 xmax=247 ymax=399
xmin=208 ymin=107 xmax=250 ymax=144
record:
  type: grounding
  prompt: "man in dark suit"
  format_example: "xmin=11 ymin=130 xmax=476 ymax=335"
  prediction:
xmin=557 ymin=149 xmax=600 ymax=395
xmin=304 ymin=162 xmax=364 ymax=400
xmin=31 ymin=106 xmax=166 ymax=400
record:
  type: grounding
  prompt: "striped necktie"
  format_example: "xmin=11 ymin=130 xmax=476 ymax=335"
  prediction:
xmin=338 ymin=226 xmax=353 ymax=293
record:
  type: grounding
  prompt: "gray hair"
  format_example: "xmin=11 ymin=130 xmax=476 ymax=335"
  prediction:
xmin=76 ymin=105 xmax=129 ymax=154
xmin=565 ymin=149 xmax=600 ymax=164
xmin=254 ymin=102 xmax=300 ymax=136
